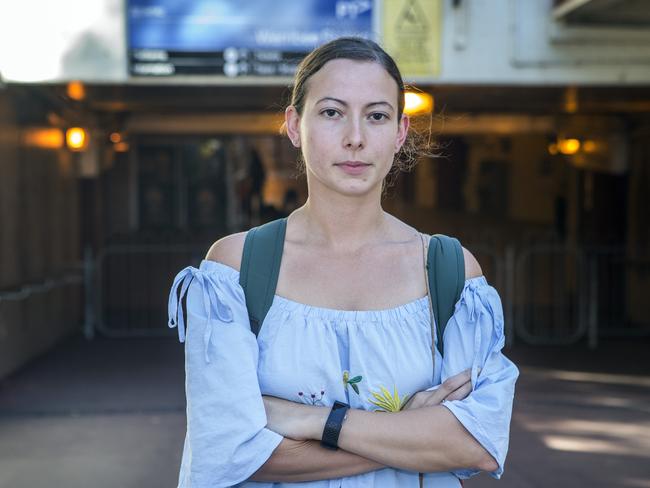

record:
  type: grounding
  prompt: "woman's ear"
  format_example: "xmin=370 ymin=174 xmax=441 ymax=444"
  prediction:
xmin=285 ymin=106 xmax=301 ymax=148
xmin=394 ymin=113 xmax=410 ymax=153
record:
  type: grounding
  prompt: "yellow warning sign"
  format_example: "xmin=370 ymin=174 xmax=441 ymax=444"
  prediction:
xmin=382 ymin=0 xmax=442 ymax=79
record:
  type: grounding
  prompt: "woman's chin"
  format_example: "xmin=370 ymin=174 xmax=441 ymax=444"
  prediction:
xmin=336 ymin=181 xmax=382 ymax=197
xmin=307 ymin=171 xmax=385 ymax=197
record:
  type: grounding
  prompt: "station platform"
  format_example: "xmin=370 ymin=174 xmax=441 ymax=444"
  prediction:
xmin=0 ymin=333 xmax=648 ymax=488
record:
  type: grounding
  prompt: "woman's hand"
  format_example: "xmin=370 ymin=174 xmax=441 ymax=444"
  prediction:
xmin=263 ymin=395 xmax=329 ymax=441
xmin=402 ymin=369 xmax=474 ymax=410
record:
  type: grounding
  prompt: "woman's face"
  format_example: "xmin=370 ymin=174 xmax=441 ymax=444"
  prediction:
xmin=286 ymin=59 xmax=409 ymax=197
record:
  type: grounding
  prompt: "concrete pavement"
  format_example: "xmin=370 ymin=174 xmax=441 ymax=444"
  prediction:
xmin=1 ymin=333 xmax=648 ymax=488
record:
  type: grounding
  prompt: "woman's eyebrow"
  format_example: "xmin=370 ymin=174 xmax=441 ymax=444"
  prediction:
xmin=316 ymin=97 xmax=395 ymax=112
xmin=366 ymin=101 xmax=395 ymax=112
xmin=316 ymin=96 xmax=347 ymax=106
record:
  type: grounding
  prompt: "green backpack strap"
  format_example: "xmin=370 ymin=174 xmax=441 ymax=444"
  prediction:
xmin=239 ymin=217 xmax=287 ymax=336
xmin=427 ymin=234 xmax=465 ymax=358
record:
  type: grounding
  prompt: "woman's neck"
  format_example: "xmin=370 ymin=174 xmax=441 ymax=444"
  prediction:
xmin=289 ymin=190 xmax=390 ymax=253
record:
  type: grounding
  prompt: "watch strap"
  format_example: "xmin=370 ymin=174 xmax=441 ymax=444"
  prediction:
xmin=320 ymin=401 xmax=350 ymax=450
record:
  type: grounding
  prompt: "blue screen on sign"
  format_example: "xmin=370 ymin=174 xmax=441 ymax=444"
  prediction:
xmin=128 ymin=0 xmax=374 ymax=52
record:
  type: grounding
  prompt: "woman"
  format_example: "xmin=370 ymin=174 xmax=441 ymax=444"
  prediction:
xmin=168 ymin=37 xmax=518 ymax=487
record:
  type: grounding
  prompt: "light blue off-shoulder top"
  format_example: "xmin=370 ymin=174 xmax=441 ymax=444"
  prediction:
xmin=168 ymin=259 xmax=519 ymax=488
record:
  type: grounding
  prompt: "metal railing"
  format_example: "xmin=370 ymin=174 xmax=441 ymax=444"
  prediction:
xmin=0 ymin=271 xmax=83 ymax=302
xmin=93 ymin=244 xmax=206 ymax=338
xmin=514 ymin=244 xmax=588 ymax=345
xmin=0 ymin=260 xmax=86 ymax=337
xmin=78 ymin=242 xmax=647 ymax=347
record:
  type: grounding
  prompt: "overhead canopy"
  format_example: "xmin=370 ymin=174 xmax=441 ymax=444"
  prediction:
xmin=552 ymin=0 xmax=650 ymax=26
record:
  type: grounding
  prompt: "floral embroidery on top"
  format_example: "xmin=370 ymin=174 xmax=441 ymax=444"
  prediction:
xmin=368 ymin=385 xmax=410 ymax=412
xmin=298 ymin=388 xmax=325 ymax=405
xmin=342 ymin=370 xmax=363 ymax=395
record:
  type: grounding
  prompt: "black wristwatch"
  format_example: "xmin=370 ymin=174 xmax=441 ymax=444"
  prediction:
xmin=320 ymin=400 xmax=350 ymax=450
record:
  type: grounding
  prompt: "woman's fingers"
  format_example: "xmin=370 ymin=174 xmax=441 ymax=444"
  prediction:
xmin=403 ymin=390 xmax=431 ymax=410
xmin=401 ymin=368 xmax=477 ymax=410
xmin=405 ymin=383 xmax=463 ymax=409
xmin=402 ymin=394 xmax=417 ymax=410
xmin=445 ymin=380 xmax=472 ymax=401
xmin=442 ymin=369 xmax=471 ymax=394
xmin=427 ymin=386 xmax=450 ymax=406
xmin=440 ymin=369 xmax=472 ymax=402
xmin=428 ymin=379 xmax=471 ymax=405
xmin=404 ymin=392 xmax=424 ymax=410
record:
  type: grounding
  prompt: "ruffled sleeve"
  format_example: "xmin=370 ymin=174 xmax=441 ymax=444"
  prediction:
xmin=168 ymin=260 xmax=283 ymax=487
xmin=439 ymin=276 xmax=519 ymax=480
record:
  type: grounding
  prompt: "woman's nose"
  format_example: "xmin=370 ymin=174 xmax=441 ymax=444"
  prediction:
xmin=343 ymin=119 xmax=365 ymax=150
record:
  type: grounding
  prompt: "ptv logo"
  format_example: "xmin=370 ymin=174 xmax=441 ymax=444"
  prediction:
xmin=336 ymin=0 xmax=372 ymax=19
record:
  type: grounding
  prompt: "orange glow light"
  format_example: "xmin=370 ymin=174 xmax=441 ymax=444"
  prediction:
xmin=23 ymin=128 xmax=64 ymax=149
xmin=114 ymin=141 xmax=130 ymax=152
xmin=404 ymin=92 xmax=434 ymax=116
xmin=557 ymin=138 xmax=580 ymax=155
xmin=67 ymin=81 xmax=86 ymax=101
xmin=583 ymin=140 xmax=597 ymax=153
xmin=109 ymin=132 xmax=122 ymax=143
xmin=66 ymin=127 xmax=88 ymax=151
xmin=564 ymin=86 xmax=578 ymax=113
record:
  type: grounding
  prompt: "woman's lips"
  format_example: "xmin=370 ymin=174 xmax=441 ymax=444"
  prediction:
xmin=335 ymin=162 xmax=371 ymax=175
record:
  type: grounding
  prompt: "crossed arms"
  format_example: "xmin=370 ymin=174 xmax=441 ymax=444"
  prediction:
xmin=250 ymin=370 xmax=498 ymax=483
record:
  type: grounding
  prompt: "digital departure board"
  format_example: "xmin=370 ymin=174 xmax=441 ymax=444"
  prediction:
xmin=128 ymin=0 xmax=374 ymax=77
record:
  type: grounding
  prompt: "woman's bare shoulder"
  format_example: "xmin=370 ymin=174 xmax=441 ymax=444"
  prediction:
xmin=462 ymin=247 xmax=483 ymax=279
xmin=205 ymin=232 xmax=248 ymax=272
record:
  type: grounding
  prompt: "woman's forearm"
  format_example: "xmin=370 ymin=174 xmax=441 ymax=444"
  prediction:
xmin=336 ymin=405 xmax=498 ymax=473
xmin=262 ymin=393 xmax=498 ymax=476
xmin=249 ymin=437 xmax=385 ymax=483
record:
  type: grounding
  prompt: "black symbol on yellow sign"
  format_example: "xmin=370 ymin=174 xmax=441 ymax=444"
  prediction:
xmin=395 ymin=0 xmax=429 ymax=31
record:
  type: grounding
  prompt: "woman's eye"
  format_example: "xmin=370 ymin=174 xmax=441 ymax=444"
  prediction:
xmin=369 ymin=113 xmax=388 ymax=121
xmin=322 ymin=109 xmax=339 ymax=118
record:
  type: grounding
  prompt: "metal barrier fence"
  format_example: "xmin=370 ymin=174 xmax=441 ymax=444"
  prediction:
xmin=511 ymin=244 xmax=647 ymax=347
xmin=93 ymin=245 xmax=206 ymax=338
xmin=584 ymin=247 xmax=650 ymax=339
xmin=85 ymin=243 xmax=647 ymax=347
xmin=514 ymin=245 xmax=588 ymax=346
